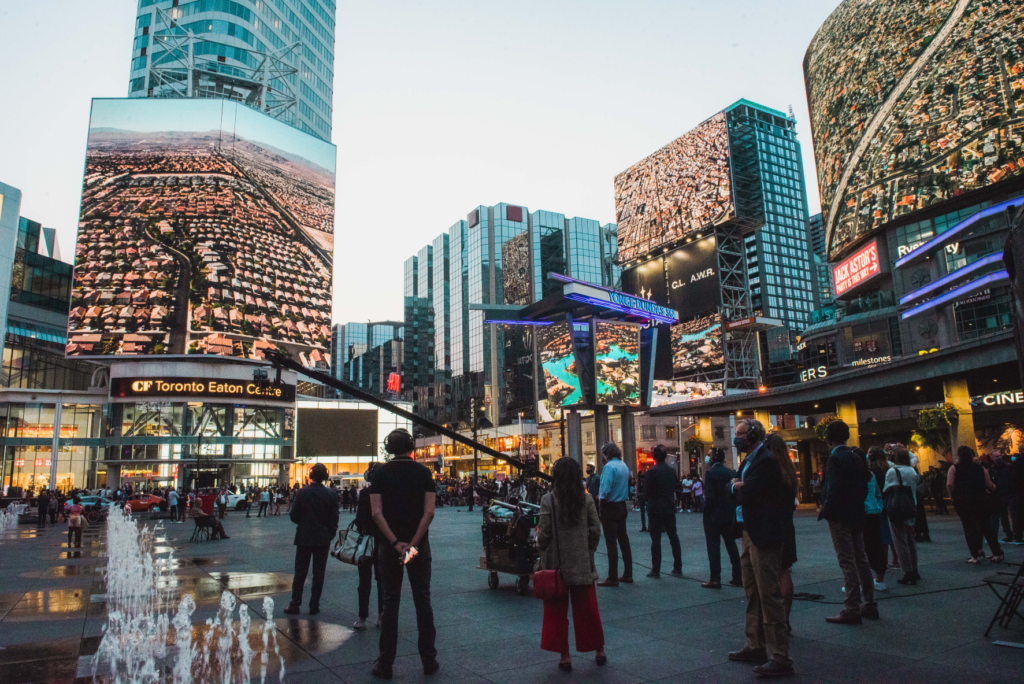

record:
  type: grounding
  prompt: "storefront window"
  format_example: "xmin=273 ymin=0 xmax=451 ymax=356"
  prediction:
xmin=800 ymin=337 xmax=838 ymax=369
xmin=843 ymin=320 xmax=892 ymax=363
xmin=954 ymin=288 xmax=1012 ymax=342
xmin=121 ymin=403 xmax=184 ymax=437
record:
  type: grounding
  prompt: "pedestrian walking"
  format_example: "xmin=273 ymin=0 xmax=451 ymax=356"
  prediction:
xmin=369 ymin=429 xmax=439 ymax=680
xmin=947 ymin=446 xmax=1003 ymax=563
xmin=168 ymin=488 xmax=179 ymax=523
xmin=636 ymin=469 xmax=648 ymax=532
xmin=585 ymin=464 xmax=600 ymax=502
xmin=37 ymin=490 xmax=49 ymax=526
xmin=865 ymin=448 xmax=891 ymax=591
xmin=644 ymin=444 xmax=682 ymax=578
xmin=274 ymin=486 xmax=283 ymax=515
xmin=811 ymin=473 xmax=822 ymax=511
xmin=48 ymin=493 xmax=58 ymax=524
xmin=819 ymin=420 xmax=878 ymax=624
xmin=596 ymin=442 xmax=633 ymax=586
xmin=1010 ymin=450 xmax=1024 ymax=544
xmin=353 ymin=465 xmax=383 ymax=631
xmin=258 ymin=488 xmax=270 ymax=517
xmin=681 ymin=475 xmax=694 ymax=512
xmin=537 ymin=456 xmax=606 ymax=672
xmin=66 ymin=496 xmax=84 ymax=548
xmin=910 ymin=454 xmax=930 ymax=542
xmin=244 ymin=488 xmax=253 ymax=518
xmin=884 ymin=447 xmax=922 ymax=584
xmin=990 ymin=452 xmax=1014 ymax=542
xmin=727 ymin=419 xmax=794 ymax=678
xmin=764 ymin=435 xmax=799 ymax=632
xmin=701 ymin=447 xmax=742 ymax=589
xmin=692 ymin=476 xmax=705 ymax=513
xmin=216 ymin=486 xmax=228 ymax=519
xmin=284 ymin=464 xmax=339 ymax=617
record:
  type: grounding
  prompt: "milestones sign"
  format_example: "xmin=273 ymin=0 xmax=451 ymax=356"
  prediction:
xmin=112 ymin=377 xmax=296 ymax=402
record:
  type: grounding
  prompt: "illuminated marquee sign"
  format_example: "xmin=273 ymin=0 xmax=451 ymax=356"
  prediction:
xmin=387 ymin=373 xmax=401 ymax=393
xmin=833 ymin=240 xmax=881 ymax=297
xmin=971 ymin=390 xmax=1024 ymax=408
xmin=112 ymin=377 xmax=296 ymax=402
xmin=800 ymin=365 xmax=828 ymax=382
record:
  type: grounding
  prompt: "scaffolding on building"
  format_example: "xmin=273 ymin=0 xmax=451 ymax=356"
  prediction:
xmin=142 ymin=7 xmax=300 ymax=126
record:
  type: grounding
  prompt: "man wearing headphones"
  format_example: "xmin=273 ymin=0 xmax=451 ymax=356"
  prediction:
xmin=285 ymin=463 xmax=340 ymax=616
xmin=727 ymin=418 xmax=794 ymax=678
xmin=370 ymin=429 xmax=439 ymax=680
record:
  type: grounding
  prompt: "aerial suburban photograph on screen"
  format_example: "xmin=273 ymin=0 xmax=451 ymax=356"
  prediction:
xmin=806 ymin=0 xmax=1024 ymax=258
xmin=614 ymin=111 xmax=733 ymax=263
xmin=670 ymin=313 xmax=724 ymax=376
xmin=537 ymin=321 xmax=582 ymax=418
xmin=593 ymin=322 xmax=641 ymax=405
xmin=67 ymin=99 xmax=335 ymax=365
xmin=650 ymin=379 xmax=723 ymax=407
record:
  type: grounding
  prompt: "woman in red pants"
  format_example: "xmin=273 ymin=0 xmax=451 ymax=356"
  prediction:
xmin=537 ymin=457 xmax=606 ymax=671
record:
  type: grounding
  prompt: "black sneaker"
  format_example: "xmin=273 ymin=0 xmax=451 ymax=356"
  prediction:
xmin=372 ymin=660 xmax=393 ymax=680
xmin=283 ymin=603 xmax=301 ymax=615
xmin=753 ymin=659 xmax=794 ymax=678
xmin=728 ymin=647 xmax=768 ymax=663
xmin=423 ymin=658 xmax=440 ymax=675
xmin=645 ymin=570 xmax=660 ymax=578
xmin=670 ymin=569 xmax=683 ymax=578
xmin=728 ymin=578 xmax=744 ymax=587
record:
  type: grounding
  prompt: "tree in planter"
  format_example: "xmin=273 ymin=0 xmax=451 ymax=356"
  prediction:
xmin=912 ymin=403 xmax=959 ymax=457
xmin=683 ymin=435 xmax=705 ymax=455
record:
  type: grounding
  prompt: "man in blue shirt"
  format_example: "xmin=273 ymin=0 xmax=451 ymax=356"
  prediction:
xmin=597 ymin=442 xmax=633 ymax=586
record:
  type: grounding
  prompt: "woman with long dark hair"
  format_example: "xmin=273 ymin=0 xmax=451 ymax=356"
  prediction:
xmin=947 ymin=447 xmax=1003 ymax=563
xmin=537 ymin=457 xmax=606 ymax=671
xmin=763 ymin=435 xmax=798 ymax=631
xmin=865 ymin=447 xmax=891 ymax=591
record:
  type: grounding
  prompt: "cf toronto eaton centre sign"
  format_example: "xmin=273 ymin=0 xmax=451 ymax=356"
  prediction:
xmin=112 ymin=377 xmax=296 ymax=402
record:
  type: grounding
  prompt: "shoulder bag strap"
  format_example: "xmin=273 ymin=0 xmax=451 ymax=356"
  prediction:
xmin=895 ymin=467 xmax=904 ymax=487
xmin=552 ymin=498 xmax=561 ymax=571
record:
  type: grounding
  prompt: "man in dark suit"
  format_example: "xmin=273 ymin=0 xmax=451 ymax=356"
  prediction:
xmin=727 ymin=418 xmax=794 ymax=679
xmin=819 ymin=420 xmax=877 ymax=625
xmin=644 ymin=444 xmax=682 ymax=578
xmin=285 ymin=463 xmax=340 ymax=616
xmin=701 ymin=448 xmax=742 ymax=589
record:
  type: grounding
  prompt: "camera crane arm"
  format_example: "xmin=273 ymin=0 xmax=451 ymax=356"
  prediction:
xmin=264 ymin=350 xmax=552 ymax=482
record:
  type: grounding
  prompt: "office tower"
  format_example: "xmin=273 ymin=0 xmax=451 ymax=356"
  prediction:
xmin=0 ymin=182 xmax=23 ymax=365
xmin=406 ymin=204 xmax=618 ymax=428
xmin=735 ymin=101 xmax=816 ymax=335
xmin=128 ymin=0 xmax=335 ymax=141
xmin=808 ymin=213 xmax=833 ymax=308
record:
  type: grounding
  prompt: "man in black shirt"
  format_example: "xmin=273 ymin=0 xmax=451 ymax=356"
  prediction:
xmin=285 ymin=463 xmax=340 ymax=616
xmin=370 ymin=429 xmax=439 ymax=680
xmin=701 ymin=448 xmax=742 ymax=588
xmin=644 ymin=445 xmax=682 ymax=578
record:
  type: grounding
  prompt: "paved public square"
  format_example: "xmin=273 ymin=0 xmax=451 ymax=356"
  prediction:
xmin=0 ymin=505 xmax=1021 ymax=683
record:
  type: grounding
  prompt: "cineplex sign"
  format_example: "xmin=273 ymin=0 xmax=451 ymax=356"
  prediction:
xmin=111 ymin=377 xmax=296 ymax=402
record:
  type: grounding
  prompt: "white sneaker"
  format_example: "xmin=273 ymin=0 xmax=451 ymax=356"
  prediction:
xmin=874 ymin=580 xmax=887 ymax=591
xmin=352 ymin=619 xmax=367 ymax=631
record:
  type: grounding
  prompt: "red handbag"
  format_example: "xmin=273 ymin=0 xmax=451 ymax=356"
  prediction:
xmin=534 ymin=501 xmax=569 ymax=600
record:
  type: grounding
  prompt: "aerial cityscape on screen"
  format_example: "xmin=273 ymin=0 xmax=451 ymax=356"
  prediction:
xmin=614 ymin=112 xmax=734 ymax=264
xmin=593 ymin=322 xmax=641 ymax=406
xmin=68 ymin=100 xmax=335 ymax=364
xmin=806 ymin=0 xmax=1024 ymax=258
xmin=670 ymin=313 xmax=724 ymax=376
xmin=537 ymin=321 xmax=582 ymax=417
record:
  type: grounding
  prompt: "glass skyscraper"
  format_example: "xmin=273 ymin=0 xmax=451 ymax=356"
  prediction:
xmin=726 ymin=100 xmax=816 ymax=338
xmin=128 ymin=0 xmax=335 ymax=141
xmin=404 ymin=203 xmax=618 ymax=427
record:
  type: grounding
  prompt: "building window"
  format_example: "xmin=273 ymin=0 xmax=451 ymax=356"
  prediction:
xmin=665 ymin=425 xmax=677 ymax=441
xmin=954 ymin=288 xmax=1012 ymax=342
xmin=640 ymin=425 xmax=657 ymax=440
xmin=585 ymin=431 xmax=594 ymax=445
xmin=843 ymin=321 xmax=892 ymax=363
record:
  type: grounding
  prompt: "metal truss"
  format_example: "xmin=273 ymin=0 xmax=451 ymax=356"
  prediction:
xmin=145 ymin=7 xmax=299 ymax=125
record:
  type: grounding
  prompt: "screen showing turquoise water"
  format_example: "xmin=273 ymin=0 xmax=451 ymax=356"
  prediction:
xmin=538 ymin=321 xmax=582 ymax=412
xmin=594 ymin=321 xmax=641 ymax=406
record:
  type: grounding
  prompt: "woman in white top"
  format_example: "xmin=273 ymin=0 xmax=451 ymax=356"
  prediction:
xmin=883 ymin=447 xmax=921 ymax=585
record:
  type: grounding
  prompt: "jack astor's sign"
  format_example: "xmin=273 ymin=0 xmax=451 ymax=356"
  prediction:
xmin=111 ymin=377 xmax=296 ymax=402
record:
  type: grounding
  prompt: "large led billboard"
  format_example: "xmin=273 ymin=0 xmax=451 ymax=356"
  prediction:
xmin=805 ymin=0 xmax=1024 ymax=260
xmin=67 ymin=99 xmax=335 ymax=364
xmin=615 ymin=112 xmax=734 ymax=263
xmin=593 ymin=321 xmax=641 ymax=406
xmin=650 ymin=380 xmax=723 ymax=408
xmin=537 ymin=321 xmax=582 ymax=417
xmin=666 ymin=236 xmax=719 ymax=321
xmin=671 ymin=313 xmax=724 ymax=377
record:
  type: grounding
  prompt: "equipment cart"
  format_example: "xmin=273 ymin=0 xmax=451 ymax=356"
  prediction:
xmin=478 ymin=500 xmax=540 ymax=595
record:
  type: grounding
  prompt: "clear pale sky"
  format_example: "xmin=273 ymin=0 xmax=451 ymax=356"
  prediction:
xmin=0 ymin=0 xmax=842 ymax=323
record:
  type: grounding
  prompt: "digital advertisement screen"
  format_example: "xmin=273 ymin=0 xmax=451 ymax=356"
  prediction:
xmin=805 ymin=0 xmax=1024 ymax=260
xmin=537 ymin=321 xmax=582 ymax=416
xmin=833 ymin=239 xmax=881 ymax=297
xmin=593 ymin=321 xmax=641 ymax=406
xmin=621 ymin=255 xmax=667 ymax=305
xmin=501 ymin=231 xmax=532 ymax=306
xmin=296 ymin=408 xmax=378 ymax=458
xmin=67 ymin=98 xmax=336 ymax=363
xmin=650 ymin=380 xmax=723 ymax=408
xmin=671 ymin=313 xmax=724 ymax=377
xmin=667 ymin=236 xmax=719 ymax=321
xmin=615 ymin=111 xmax=734 ymax=264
